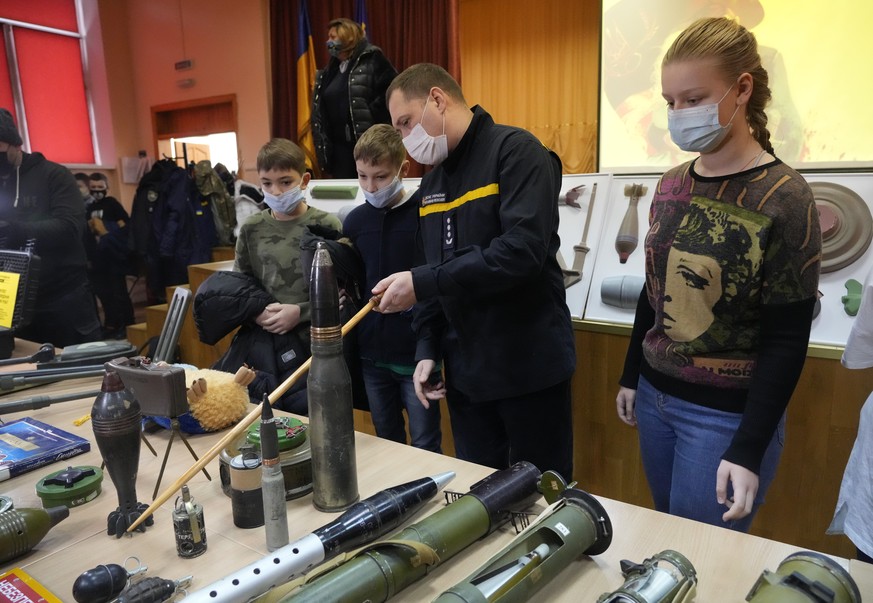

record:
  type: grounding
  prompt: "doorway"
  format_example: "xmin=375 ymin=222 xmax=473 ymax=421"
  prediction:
xmin=151 ymin=94 xmax=239 ymax=171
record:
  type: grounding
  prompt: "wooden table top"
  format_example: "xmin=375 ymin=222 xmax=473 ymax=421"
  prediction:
xmin=1 ymin=340 xmax=870 ymax=601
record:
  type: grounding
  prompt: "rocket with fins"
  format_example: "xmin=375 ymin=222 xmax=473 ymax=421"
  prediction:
xmin=181 ymin=471 xmax=456 ymax=603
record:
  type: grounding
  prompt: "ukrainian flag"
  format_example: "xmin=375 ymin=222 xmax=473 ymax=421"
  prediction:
xmin=297 ymin=0 xmax=319 ymax=176
xmin=355 ymin=0 xmax=368 ymax=35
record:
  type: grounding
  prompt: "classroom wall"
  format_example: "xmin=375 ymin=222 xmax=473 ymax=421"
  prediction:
xmin=96 ymin=0 xmax=273 ymax=208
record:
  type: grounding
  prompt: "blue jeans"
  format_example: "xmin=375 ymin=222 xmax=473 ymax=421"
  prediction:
xmin=634 ymin=375 xmax=784 ymax=532
xmin=361 ymin=360 xmax=442 ymax=453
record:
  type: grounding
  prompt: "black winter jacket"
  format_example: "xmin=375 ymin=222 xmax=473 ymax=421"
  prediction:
xmin=342 ymin=196 xmax=418 ymax=366
xmin=0 ymin=152 xmax=88 ymax=305
xmin=311 ymin=40 xmax=397 ymax=174
xmin=193 ymin=270 xmax=310 ymax=409
xmin=411 ymin=107 xmax=576 ymax=401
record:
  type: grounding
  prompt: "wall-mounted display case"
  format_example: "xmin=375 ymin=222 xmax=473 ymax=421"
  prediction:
xmin=305 ymin=171 xmax=873 ymax=349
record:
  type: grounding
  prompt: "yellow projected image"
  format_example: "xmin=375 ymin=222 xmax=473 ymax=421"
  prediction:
xmin=600 ymin=0 xmax=872 ymax=172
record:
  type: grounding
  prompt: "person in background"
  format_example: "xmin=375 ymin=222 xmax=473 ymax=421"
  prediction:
xmin=82 ymin=172 xmax=135 ymax=339
xmin=373 ymin=64 xmax=576 ymax=480
xmin=311 ymin=17 xmax=397 ymax=178
xmin=615 ymin=17 xmax=821 ymax=531
xmin=74 ymin=172 xmax=94 ymax=205
xmin=827 ymin=267 xmax=873 ymax=564
xmin=0 ymin=108 xmax=102 ymax=347
xmin=344 ymin=124 xmax=442 ymax=452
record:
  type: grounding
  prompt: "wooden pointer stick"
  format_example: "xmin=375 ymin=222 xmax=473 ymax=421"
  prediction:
xmin=127 ymin=297 xmax=379 ymax=532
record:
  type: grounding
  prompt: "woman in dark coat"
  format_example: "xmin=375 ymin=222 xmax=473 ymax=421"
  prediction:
xmin=311 ymin=18 xmax=397 ymax=178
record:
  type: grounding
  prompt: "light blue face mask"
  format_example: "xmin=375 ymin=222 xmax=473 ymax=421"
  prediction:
xmin=363 ymin=171 xmax=404 ymax=209
xmin=667 ymin=84 xmax=739 ymax=153
xmin=263 ymin=186 xmax=305 ymax=215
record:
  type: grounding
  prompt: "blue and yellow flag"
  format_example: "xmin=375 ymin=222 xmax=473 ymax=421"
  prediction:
xmin=355 ymin=0 xmax=368 ymax=35
xmin=297 ymin=0 xmax=320 ymax=176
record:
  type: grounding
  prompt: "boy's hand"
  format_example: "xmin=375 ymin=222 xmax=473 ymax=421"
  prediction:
xmin=412 ymin=359 xmax=446 ymax=408
xmin=372 ymin=271 xmax=416 ymax=313
xmin=338 ymin=288 xmax=348 ymax=313
xmin=256 ymin=302 xmax=301 ymax=335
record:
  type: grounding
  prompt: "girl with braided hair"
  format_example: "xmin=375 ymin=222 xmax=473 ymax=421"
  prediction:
xmin=615 ymin=17 xmax=821 ymax=531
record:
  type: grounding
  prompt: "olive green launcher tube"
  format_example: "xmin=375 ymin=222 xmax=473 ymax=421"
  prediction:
xmin=280 ymin=461 xmax=541 ymax=603
xmin=434 ymin=488 xmax=613 ymax=603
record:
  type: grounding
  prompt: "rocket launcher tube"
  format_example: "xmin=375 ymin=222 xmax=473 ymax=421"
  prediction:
xmin=279 ymin=461 xmax=542 ymax=603
xmin=745 ymin=551 xmax=861 ymax=603
xmin=182 ymin=472 xmax=455 ymax=603
xmin=434 ymin=488 xmax=613 ymax=603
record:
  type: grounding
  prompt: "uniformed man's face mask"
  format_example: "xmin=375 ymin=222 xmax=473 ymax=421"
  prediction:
xmin=403 ymin=97 xmax=448 ymax=166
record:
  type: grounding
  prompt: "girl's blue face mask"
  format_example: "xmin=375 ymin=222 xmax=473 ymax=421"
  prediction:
xmin=667 ymin=84 xmax=739 ymax=153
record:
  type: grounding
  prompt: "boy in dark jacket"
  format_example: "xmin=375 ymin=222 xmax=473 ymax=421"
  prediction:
xmin=344 ymin=125 xmax=441 ymax=452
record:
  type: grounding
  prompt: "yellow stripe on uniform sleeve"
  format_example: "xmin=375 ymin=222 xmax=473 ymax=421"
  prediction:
xmin=419 ymin=183 xmax=499 ymax=217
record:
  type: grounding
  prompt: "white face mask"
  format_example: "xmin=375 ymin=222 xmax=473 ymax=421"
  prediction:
xmin=667 ymin=85 xmax=739 ymax=153
xmin=263 ymin=186 xmax=305 ymax=215
xmin=363 ymin=171 xmax=404 ymax=209
xmin=403 ymin=97 xmax=448 ymax=166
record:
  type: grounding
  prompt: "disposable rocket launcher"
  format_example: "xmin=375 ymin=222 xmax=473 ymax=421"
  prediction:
xmin=434 ymin=487 xmax=613 ymax=603
xmin=745 ymin=551 xmax=861 ymax=603
xmin=182 ymin=471 xmax=455 ymax=603
xmin=279 ymin=461 xmax=543 ymax=603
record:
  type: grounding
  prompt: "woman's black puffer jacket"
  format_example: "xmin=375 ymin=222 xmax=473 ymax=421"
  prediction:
xmin=311 ymin=40 xmax=397 ymax=173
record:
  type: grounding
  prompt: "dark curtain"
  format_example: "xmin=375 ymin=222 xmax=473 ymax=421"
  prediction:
xmin=270 ymin=0 xmax=297 ymax=148
xmin=270 ymin=0 xmax=460 ymax=176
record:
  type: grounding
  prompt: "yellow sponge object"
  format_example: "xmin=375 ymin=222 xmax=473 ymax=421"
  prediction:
xmin=183 ymin=367 xmax=251 ymax=431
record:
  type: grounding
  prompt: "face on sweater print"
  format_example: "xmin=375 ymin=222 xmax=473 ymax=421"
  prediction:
xmin=660 ymin=196 xmax=765 ymax=356
xmin=664 ymin=247 xmax=722 ymax=341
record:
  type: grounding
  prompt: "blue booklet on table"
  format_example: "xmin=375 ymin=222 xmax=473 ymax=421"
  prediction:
xmin=0 ymin=417 xmax=90 ymax=482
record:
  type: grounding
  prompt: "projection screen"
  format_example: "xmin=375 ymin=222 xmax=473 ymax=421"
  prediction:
xmin=599 ymin=0 xmax=872 ymax=173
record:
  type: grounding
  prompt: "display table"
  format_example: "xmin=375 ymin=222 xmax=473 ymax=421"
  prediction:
xmin=0 ymin=347 xmax=870 ymax=601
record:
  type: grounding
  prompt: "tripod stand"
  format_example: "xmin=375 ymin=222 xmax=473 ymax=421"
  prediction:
xmin=151 ymin=416 xmax=211 ymax=500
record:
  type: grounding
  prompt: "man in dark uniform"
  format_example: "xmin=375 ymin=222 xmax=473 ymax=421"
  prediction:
xmin=0 ymin=108 xmax=101 ymax=346
xmin=373 ymin=64 xmax=576 ymax=480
